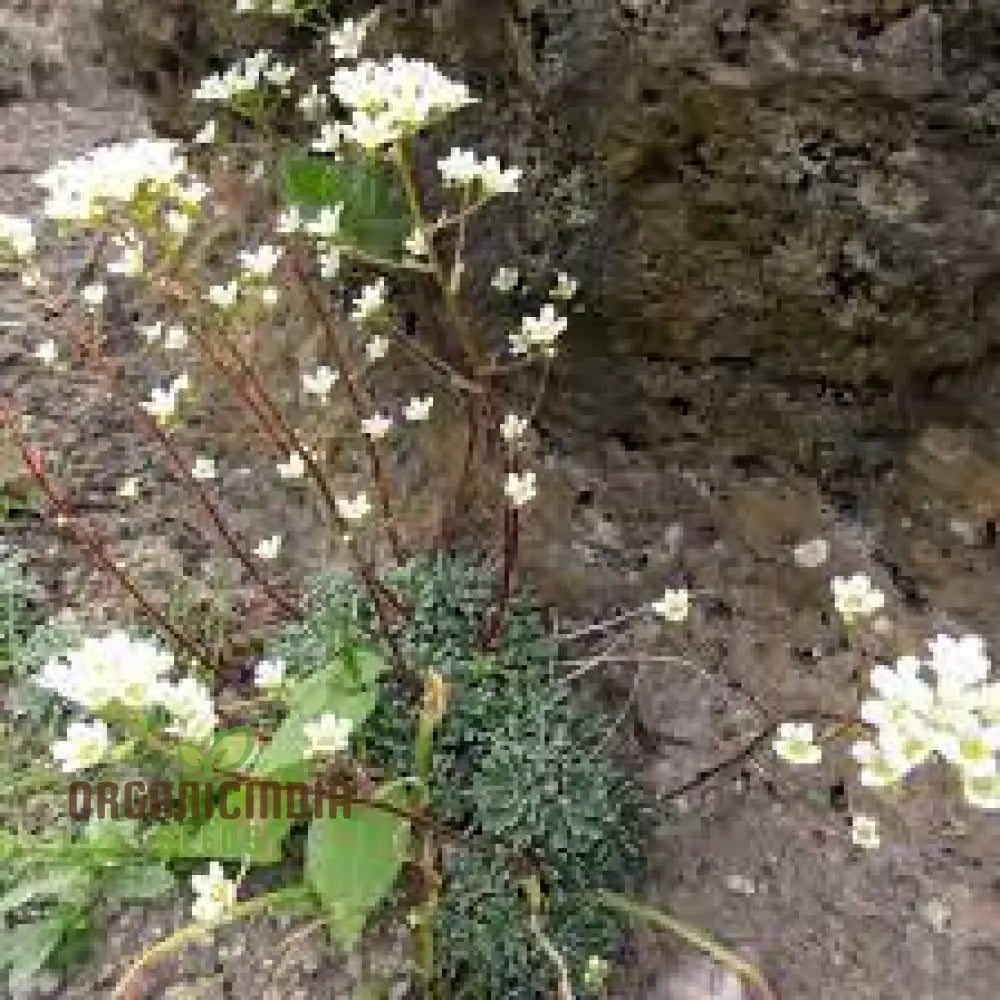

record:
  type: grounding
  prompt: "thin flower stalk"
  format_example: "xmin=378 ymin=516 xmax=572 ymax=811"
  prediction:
xmin=285 ymin=245 xmax=404 ymax=562
xmin=389 ymin=141 xmax=483 ymax=371
xmin=70 ymin=328 xmax=303 ymax=622
xmin=0 ymin=412 xmax=218 ymax=671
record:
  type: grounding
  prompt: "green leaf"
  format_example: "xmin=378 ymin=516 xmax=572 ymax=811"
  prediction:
xmin=0 ymin=916 xmax=66 ymax=991
xmin=0 ymin=870 xmax=90 ymax=916
xmin=171 ymin=650 xmax=387 ymax=863
xmin=101 ymin=862 xmax=175 ymax=902
xmin=210 ymin=726 xmax=257 ymax=772
xmin=305 ymin=800 xmax=409 ymax=951
xmin=281 ymin=153 xmax=411 ymax=257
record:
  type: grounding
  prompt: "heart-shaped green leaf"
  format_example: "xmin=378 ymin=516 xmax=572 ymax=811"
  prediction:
xmin=281 ymin=153 xmax=411 ymax=258
xmin=305 ymin=798 xmax=409 ymax=951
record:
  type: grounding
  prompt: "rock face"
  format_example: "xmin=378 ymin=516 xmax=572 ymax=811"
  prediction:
xmin=94 ymin=1 xmax=1000 ymax=391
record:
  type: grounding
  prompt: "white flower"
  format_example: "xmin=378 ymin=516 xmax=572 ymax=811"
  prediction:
xmin=165 ymin=210 xmax=191 ymax=235
xmin=490 ymin=266 xmax=519 ymax=292
xmin=277 ymin=451 xmax=306 ymax=479
xmin=510 ymin=303 xmax=567 ymax=356
xmin=851 ymin=739 xmax=903 ymax=788
xmin=550 ymin=272 xmax=579 ymax=300
xmin=499 ymin=413 xmax=529 ymax=442
xmin=343 ymin=112 xmax=402 ymax=149
xmin=437 ymin=147 xmax=479 ymax=187
xmin=303 ymin=365 xmax=339 ymax=398
xmin=164 ymin=325 xmax=188 ymax=350
xmin=254 ymin=658 xmax=285 ymax=690
xmin=142 ymin=386 xmax=177 ymax=423
xmin=318 ymin=246 xmax=341 ymax=278
xmin=140 ymin=321 xmax=163 ymax=343
xmin=360 ymin=413 xmax=393 ymax=439
xmin=437 ymin=148 xmax=519 ymax=194
xmin=21 ymin=265 xmax=44 ymax=289
xmin=191 ymin=862 xmax=236 ymax=924
xmin=773 ymin=721 xmax=822 ymax=766
xmin=331 ymin=57 xmax=475 ymax=147
xmin=311 ymin=121 xmax=345 ymax=153
xmin=36 ymin=632 xmax=174 ymax=711
xmin=177 ymin=179 xmax=210 ymax=207
xmin=235 ymin=0 xmax=258 ymax=12
xmin=51 ymin=720 xmax=111 ymax=773
xmin=652 ymin=588 xmax=689 ymax=623
xmin=851 ymin=814 xmax=881 ymax=849
xmin=33 ymin=339 xmax=58 ymax=366
xmin=117 ymin=476 xmax=140 ymax=499
xmin=191 ymin=456 xmax=217 ymax=481
xmin=298 ymin=84 xmax=328 ymax=118
xmin=80 ymin=282 xmax=107 ymax=308
xmin=927 ymin=634 xmax=991 ymax=695
xmin=276 ymin=204 xmax=303 ymax=234
xmin=404 ymin=226 xmax=429 ymax=258
xmin=158 ymin=676 xmax=217 ymax=741
xmin=239 ymin=244 xmax=282 ymax=278
xmin=193 ymin=119 xmax=217 ymax=145
xmin=336 ymin=492 xmax=371 ymax=522
xmin=33 ymin=139 xmax=187 ymax=223
xmin=207 ymin=281 xmax=239 ymax=308
xmin=263 ymin=61 xmax=296 ymax=88
xmin=140 ymin=373 xmax=188 ymax=424
xmin=793 ymin=537 xmax=829 ymax=569
xmin=270 ymin=0 xmax=295 ymax=12
xmin=403 ymin=395 xmax=434 ymax=422
xmin=328 ymin=11 xmax=379 ymax=61
xmin=254 ymin=534 xmax=282 ymax=560
xmin=303 ymin=713 xmax=353 ymax=758
xmin=305 ymin=205 xmax=343 ymax=239
xmin=259 ymin=285 xmax=280 ymax=307
xmin=0 ymin=213 xmax=36 ymax=257
xmin=350 ymin=278 xmax=387 ymax=323
xmin=476 ymin=155 xmax=521 ymax=195
xmin=504 ymin=470 xmax=537 ymax=508
xmin=106 ymin=233 xmax=145 ymax=277
xmin=831 ymin=573 xmax=885 ymax=624
xmin=365 ymin=335 xmax=389 ymax=361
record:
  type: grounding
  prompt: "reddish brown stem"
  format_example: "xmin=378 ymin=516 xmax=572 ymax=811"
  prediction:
xmin=180 ymin=310 xmax=410 ymax=627
xmin=72 ymin=336 xmax=303 ymax=623
xmin=1 ymin=416 xmax=218 ymax=670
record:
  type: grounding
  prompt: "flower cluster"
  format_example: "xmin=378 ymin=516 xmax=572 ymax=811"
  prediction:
xmin=37 ymin=631 xmax=218 ymax=770
xmin=852 ymin=634 xmax=1000 ymax=808
xmin=330 ymin=56 xmax=476 ymax=149
xmin=193 ymin=50 xmax=295 ymax=102
xmin=33 ymin=139 xmax=189 ymax=223
xmin=437 ymin=148 xmax=522 ymax=196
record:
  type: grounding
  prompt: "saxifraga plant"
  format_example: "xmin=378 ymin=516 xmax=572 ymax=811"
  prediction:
xmin=272 ymin=552 xmax=650 ymax=997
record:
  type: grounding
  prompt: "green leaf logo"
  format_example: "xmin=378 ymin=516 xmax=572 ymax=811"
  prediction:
xmin=177 ymin=726 xmax=256 ymax=780
xmin=210 ymin=726 xmax=257 ymax=772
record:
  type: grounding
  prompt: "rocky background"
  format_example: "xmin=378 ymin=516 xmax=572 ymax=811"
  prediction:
xmin=3 ymin=0 xmax=1000 ymax=996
